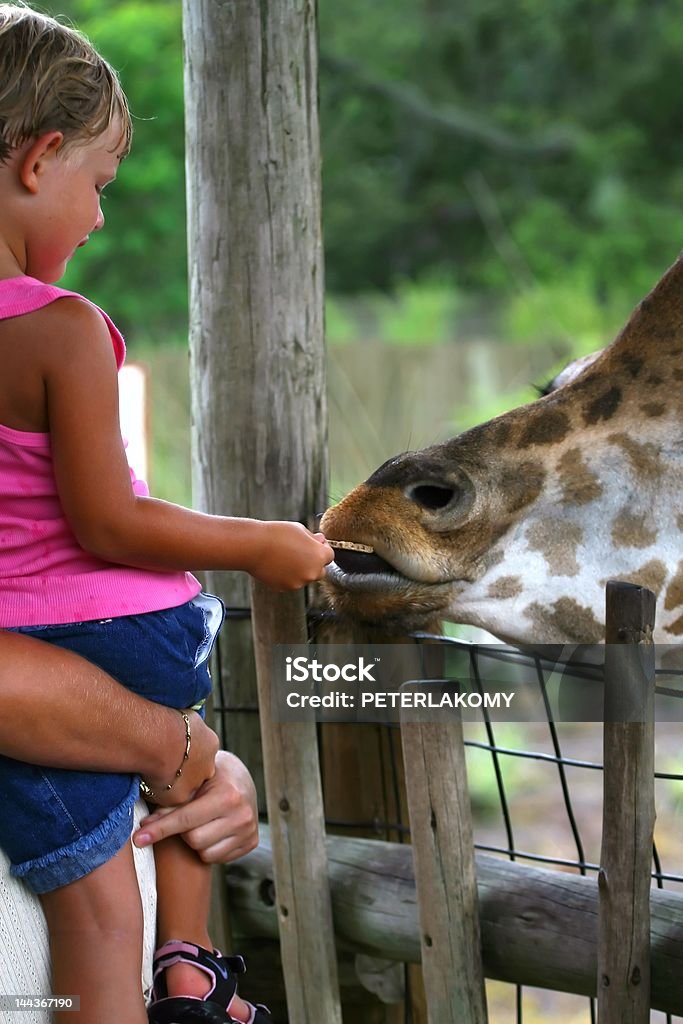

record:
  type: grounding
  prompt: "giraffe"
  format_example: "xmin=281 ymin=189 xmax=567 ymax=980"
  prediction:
xmin=321 ymin=254 xmax=683 ymax=645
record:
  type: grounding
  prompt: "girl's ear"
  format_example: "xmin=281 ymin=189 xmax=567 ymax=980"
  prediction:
xmin=19 ymin=131 xmax=64 ymax=194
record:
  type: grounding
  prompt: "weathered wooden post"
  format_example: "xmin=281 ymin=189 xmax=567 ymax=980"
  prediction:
xmin=598 ymin=581 xmax=656 ymax=1023
xmin=399 ymin=682 xmax=489 ymax=1024
xmin=182 ymin=1 xmax=340 ymax=1019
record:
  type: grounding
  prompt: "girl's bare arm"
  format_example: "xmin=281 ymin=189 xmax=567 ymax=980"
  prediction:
xmin=42 ymin=299 xmax=333 ymax=591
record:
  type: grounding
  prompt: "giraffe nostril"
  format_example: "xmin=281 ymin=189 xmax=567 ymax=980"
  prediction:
xmin=407 ymin=483 xmax=457 ymax=511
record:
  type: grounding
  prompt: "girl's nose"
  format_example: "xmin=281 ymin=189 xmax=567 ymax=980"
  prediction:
xmin=94 ymin=205 xmax=105 ymax=231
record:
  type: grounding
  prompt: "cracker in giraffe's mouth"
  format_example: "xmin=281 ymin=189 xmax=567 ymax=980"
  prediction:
xmin=327 ymin=539 xmax=406 ymax=585
xmin=327 ymin=540 xmax=375 ymax=553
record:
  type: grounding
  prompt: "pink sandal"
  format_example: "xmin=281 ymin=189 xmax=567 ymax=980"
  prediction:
xmin=147 ymin=940 xmax=272 ymax=1024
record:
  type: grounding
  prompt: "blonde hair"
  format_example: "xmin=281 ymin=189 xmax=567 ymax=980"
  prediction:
xmin=0 ymin=3 xmax=132 ymax=164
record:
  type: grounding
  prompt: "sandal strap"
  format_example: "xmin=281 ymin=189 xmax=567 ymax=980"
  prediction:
xmin=151 ymin=940 xmax=245 ymax=1005
xmin=249 ymin=1007 xmax=273 ymax=1023
xmin=149 ymin=941 xmax=273 ymax=1023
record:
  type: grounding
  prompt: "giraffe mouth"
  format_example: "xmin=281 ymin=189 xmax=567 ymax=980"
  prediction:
xmin=326 ymin=544 xmax=410 ymax=592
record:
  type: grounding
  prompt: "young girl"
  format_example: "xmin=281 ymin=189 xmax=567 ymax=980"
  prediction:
xmin=0 ymin=6 xmax=333 ymax=1023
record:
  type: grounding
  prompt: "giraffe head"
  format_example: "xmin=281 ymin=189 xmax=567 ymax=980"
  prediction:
xmin=321 ymin=256 xmax=683 ymax=644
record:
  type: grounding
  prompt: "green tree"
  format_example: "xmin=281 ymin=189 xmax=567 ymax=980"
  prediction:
xmin=41 ymin=0 xmax=187 ymax=338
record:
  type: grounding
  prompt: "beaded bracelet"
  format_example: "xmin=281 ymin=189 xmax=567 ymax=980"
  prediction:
xmin=139 ymin=709 xmax=192 ymax=802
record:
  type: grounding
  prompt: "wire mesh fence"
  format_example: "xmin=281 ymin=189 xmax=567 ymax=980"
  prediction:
xmin=213 ymin=625 xmax=683 ymax=1023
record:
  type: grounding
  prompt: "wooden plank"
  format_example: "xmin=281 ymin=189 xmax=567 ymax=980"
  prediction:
xmin=314 ymin=623 xmax=429 ymax=1023
xmin=251 ymin=582 xmax=342 ymax=1024
xmin=400 ymin=684 xmax=488 ymax=1023
xmin=598 ymin=581 xmax=656 ymax=1023
xmin=226 ymin=827 xmax=683 ymax=1015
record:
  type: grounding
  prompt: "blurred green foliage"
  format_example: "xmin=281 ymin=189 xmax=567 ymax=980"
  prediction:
xmin=36 ymin=0 xmax=683 ymax=346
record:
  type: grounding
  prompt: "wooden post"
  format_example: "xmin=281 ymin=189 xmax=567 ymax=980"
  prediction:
xmin=400 ymin=683 xmax=488 ymax=1024
xmin=251 ymin=584 xmax=342 ymax=1023
xmin=182 ymin=0 xmax=331 ymax=1012
xmin=598 ymin=581 xmax=656 ymax=1023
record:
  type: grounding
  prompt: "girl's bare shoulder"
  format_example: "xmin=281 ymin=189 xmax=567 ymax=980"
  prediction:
xmin=0 ymin=298 xmax=114 ymax=432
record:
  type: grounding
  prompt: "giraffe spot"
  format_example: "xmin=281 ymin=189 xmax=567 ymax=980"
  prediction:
xmin=620 ymin=353 xmax=644 ymax=378
xmin=672 ymin=368 xmax=683 ymax=382
xmin=610 ymin=511 xmax=657 ymax=549
xmin=639 ymin=401 xmax=666 ymax=418
xmin=557 ymin=448 xmax=603 ymax=505
xmin=664 ymin=615 xmax=683 ymax=636
xmin=517 ymin=409 xmax=571 ymax=448
xmin=646 ymin=374 xmax=664 ymax=387
xmin=481 ymin=418 xmax=513 ymax=447
xmin=601 ymin=559 xmax=667 ymax=597
xmin=500 ymin=462 xmax=546 ymax=513
xmin=480 ymin=547 xmax=506 ymax=573
xmin=582 ymin=386 xmax=622 ymax=425
xmin=664 ymin=561 xmax=683 ymax=611
xmin=526 ymin=598 xmax=604 ymax=643
xmin=526 ymin=519 xmax=582 ymax=577
xmin=487 ymin=576 xmax=523 ymax=600
xmin=608 ymin=433 xmax=662 ymax=480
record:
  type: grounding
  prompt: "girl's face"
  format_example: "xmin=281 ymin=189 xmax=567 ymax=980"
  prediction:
xmin=25 ymin=119 xmax=124 ymax=283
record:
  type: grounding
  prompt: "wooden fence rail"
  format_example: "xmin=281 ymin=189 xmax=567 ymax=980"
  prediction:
xmin=226 ymin=827 xmax=683 ymax=1016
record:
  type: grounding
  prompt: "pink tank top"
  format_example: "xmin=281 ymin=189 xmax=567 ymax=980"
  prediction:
xmin=0 ymin=276 xmax=200 ymax=626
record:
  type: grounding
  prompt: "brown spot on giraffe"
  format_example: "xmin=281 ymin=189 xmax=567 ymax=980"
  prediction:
xmin=526 ymin=598 xmax=604 ymax=644
xmin=639 ymin=401 xmax=666 ymax=418
xmin=480 ymin=548 xmax=506 ymax=573
xmin=526 ymin=519 xmax=582 ymax=576
xmin=664 ymin=615 xmax=683 ymax=636
xmin=582 ymin=386 xmax=622 ymax=425
xmin=608 ymin=433 xmax=662 ymax=480
xmin=601 ymin=559 xmax=667 ymax=597
xmin=487 ymin=576 xmax=523 ymax=600
xmin=517 ymin=409 xmax=570 ymax=448
xmin=610 ymin=511 xmax=657 ymax=549
xmin=620 ymin=352 xmax=644 ymax=378
xmin=672 ymin=368 xmax=683 ymax=382
xmin=499 ymin=462 xmax=546 ymax=513
xmin=481 ymin=418 xmax=513 ymax=447
xmin=557 ymin=448 xmax=603 ymax=506
xmin=664 ymin=561 xmax=683 ymax=611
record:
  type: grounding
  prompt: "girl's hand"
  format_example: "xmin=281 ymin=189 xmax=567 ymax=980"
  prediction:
xmin=247 ymin=521 xmax=334 ymax=591
xmin=140 ymin=709 xmax=218 ymax=807
xmin=133 ymin=750 xmax=259 ymax=862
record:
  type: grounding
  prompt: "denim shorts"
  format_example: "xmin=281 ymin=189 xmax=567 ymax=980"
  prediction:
xmin=0 ymin=593 xmax=224 ymax=894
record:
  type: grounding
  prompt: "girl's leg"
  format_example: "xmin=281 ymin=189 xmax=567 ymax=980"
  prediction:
xmin=39 ymin=842 xmax=147 ymax=1024
xmin=154 ymin=835 xmax=252 ymax=1021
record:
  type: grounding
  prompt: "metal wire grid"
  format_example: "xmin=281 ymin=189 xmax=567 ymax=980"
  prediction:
xmin=212 ymin=625 xmax=683 ymax=1024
